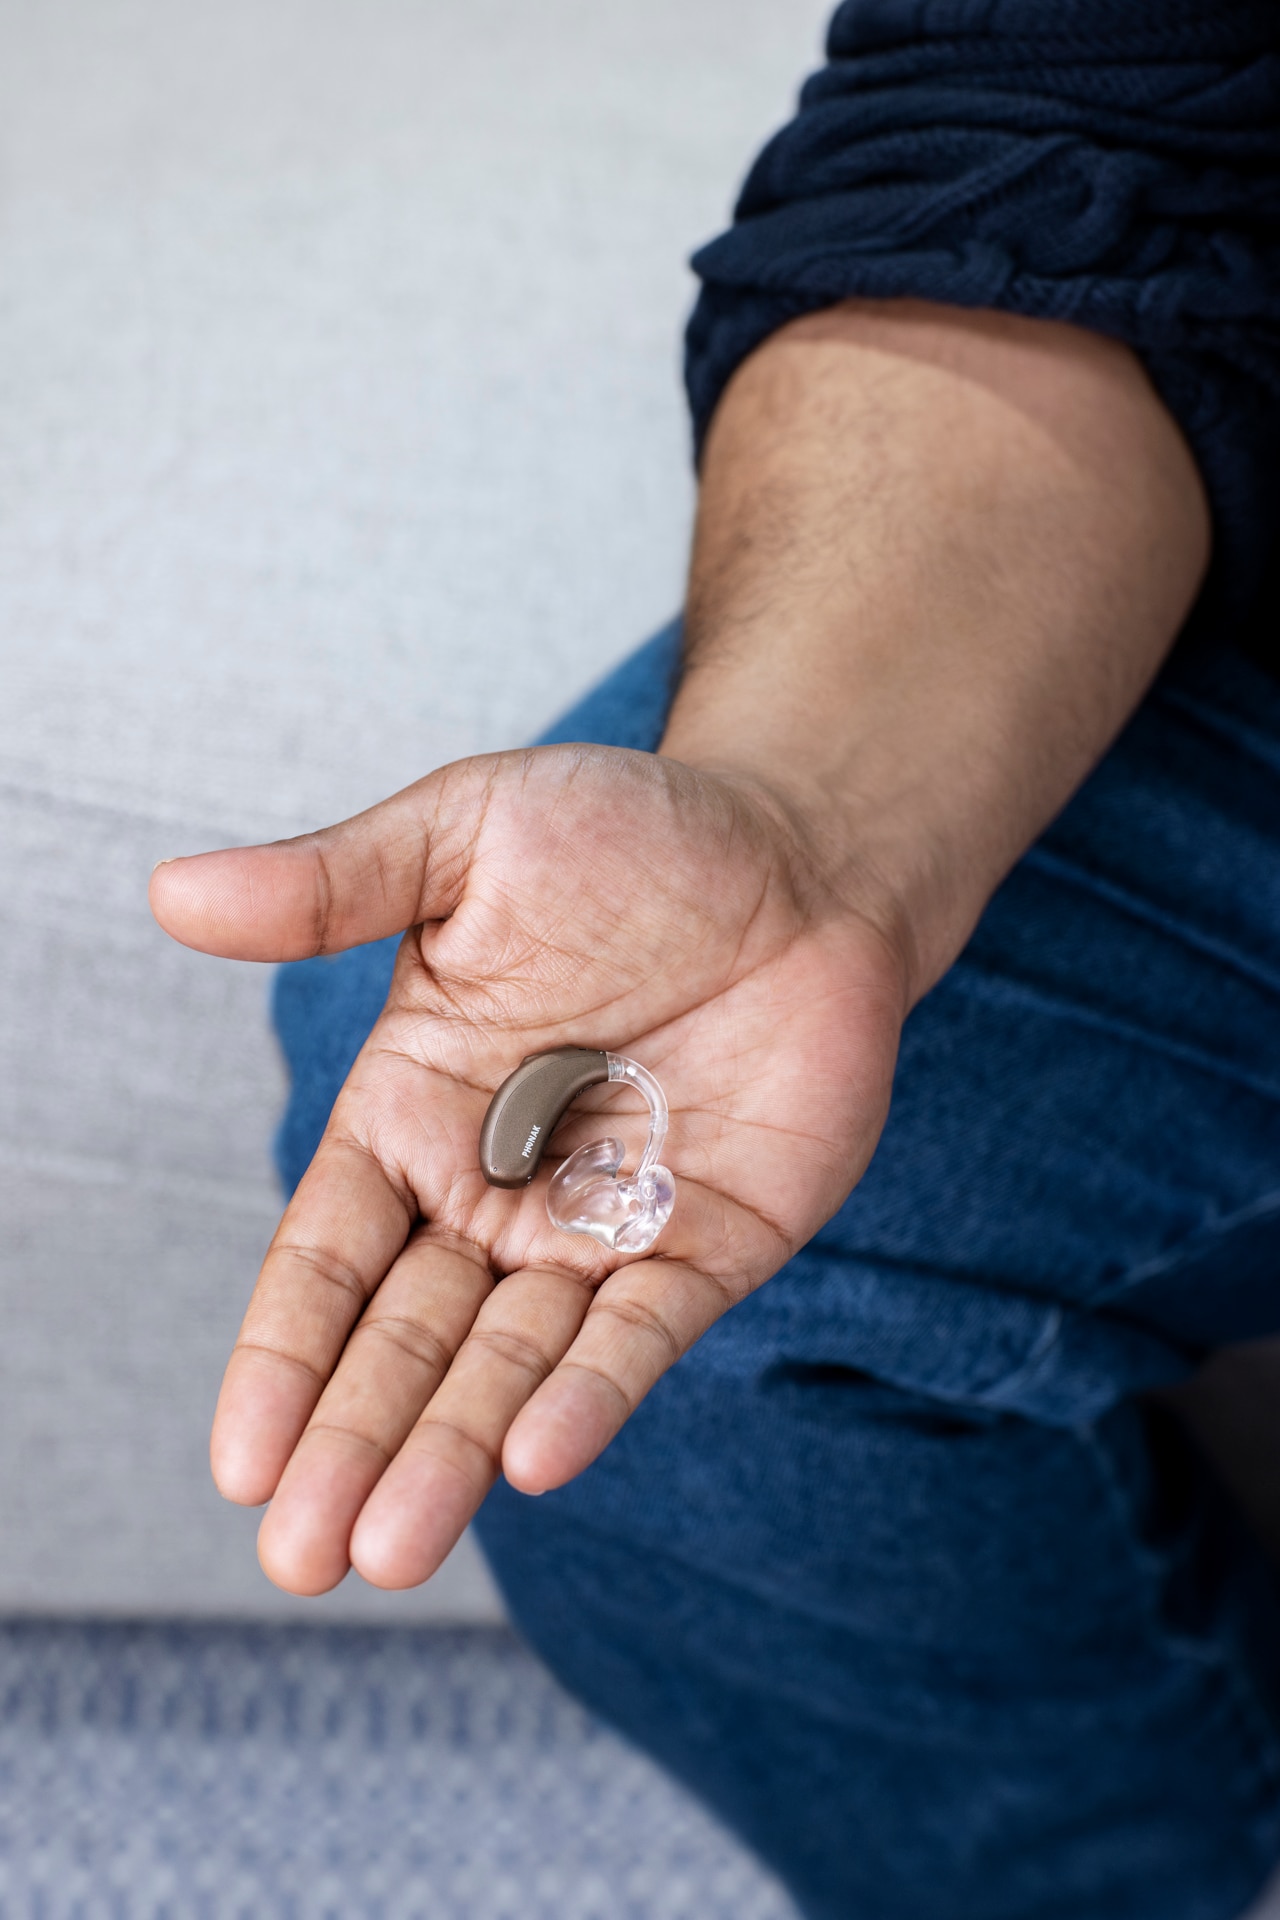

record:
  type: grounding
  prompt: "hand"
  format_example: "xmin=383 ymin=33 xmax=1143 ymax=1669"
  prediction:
xmin=151 ymin=746 xmax=908 ymax=1594
xmin=152 ymin=300 xmax=1206 ymax=1601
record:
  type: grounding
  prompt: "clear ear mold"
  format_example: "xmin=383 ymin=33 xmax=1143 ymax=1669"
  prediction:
xmin=478 ymin=1048 xmax=675 ymax=1254
xmin=548 ymin=1055 xmax=675 ymax=1253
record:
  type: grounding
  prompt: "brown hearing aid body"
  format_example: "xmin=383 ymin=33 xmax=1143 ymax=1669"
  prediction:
xmin=478 ymin=1046 xmax=610 ymax=1187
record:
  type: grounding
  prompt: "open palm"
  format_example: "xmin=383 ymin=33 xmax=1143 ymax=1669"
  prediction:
xmin=151 ymin=743 xmax=906 ymax=1594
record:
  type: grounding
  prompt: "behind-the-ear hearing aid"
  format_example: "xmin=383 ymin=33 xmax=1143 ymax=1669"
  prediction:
xmin=479 ymin=1047 xmax=675 ymax=1253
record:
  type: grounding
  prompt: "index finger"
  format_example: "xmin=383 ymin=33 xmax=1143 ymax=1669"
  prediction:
xmin=211 ymin=1132 xmax=415 ymax=1505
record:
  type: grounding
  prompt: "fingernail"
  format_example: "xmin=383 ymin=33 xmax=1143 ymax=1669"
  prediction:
xmin=151 ymin=858 xmax=176 ymax=873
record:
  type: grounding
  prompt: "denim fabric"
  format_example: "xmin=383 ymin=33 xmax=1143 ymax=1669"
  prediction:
xmin=273 ymin=620 xmax=1280 ymax=1919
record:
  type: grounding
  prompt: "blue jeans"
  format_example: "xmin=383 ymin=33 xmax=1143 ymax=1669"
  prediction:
xmin=274 ymin=621 xmax=1280 ymax=1920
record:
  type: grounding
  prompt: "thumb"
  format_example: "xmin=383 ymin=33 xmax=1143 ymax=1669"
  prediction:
xmin=149 ymin=762 xmax=481 ymax=960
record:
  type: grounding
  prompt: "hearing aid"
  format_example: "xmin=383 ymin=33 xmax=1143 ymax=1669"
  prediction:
xmin=478 ymin=1047 xmax=675 ymax=1254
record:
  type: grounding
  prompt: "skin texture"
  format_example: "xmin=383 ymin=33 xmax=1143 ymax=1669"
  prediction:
xmin=150 ymin=300 xmax=1209 ymax=1596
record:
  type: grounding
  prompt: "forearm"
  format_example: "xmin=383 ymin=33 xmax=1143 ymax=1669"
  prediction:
xmin=661 ymin=300 xmax=1210 ymax=1003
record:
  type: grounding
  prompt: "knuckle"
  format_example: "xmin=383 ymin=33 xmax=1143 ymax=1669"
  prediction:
xmin=417 ymin=1414 xmax=501 ymax=1481
xmin=587 ymin=1294 xmax=682 ymax=1368
xmin=410 ymin=1224 xmax=495 ymax=1279
xmin=311 ymin=842 xmax=335 ymax=955
xmin=326 ymin=1128 xmax=418 ymax=1225
xmin=303 ymin=1421 xmax=393 ymax=1470
xmin=689 ymin=1260 xmax=743 ymax=1315
xmin=232 ymin=1337 xmax=327 ymax=1391
xmin=465 ymin=1325 xmax=555 ymax=1386
xmin=268 ymin=1241 xmax=370 ymax=1311
xmin=558 ymin=1359 xmax=635 ymax=1418
xmin=354 ymin=1313 xmax=454 ymax=1382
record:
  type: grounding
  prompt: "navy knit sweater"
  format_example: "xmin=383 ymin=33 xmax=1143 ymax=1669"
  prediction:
xmin=685 ymin=0 xmax=1280 ymax=650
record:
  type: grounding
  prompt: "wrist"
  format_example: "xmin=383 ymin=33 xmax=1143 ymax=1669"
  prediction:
xmin=656 ymin=726 xmax=964 ymax=1012
xmin=661 ymin=299 xmax=1210 ymax=1003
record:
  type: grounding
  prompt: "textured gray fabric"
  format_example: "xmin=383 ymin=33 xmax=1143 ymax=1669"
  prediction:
xmin=0 ymin=1621 xmax=798 ymax=1917
xmin=0 ymin=0 xmax=831 ymax=1619
xmin=3 ymin=1618 xmax=1278 ymax=1918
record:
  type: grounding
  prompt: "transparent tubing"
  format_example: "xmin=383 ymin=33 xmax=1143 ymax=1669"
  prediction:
xmin=546 ymin=1053 xmax=676 ymax=1254
xmin=605 ymin=1053 xmax=668 ymax=1177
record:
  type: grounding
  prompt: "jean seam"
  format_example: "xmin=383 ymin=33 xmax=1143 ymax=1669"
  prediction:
xmin=1156 ymin=680 xmax=1280 ymax=783
xmin=1084 ymin=1185 xmax=1280 ymax=1313
xmin=1078 ymin=1419 xmax=1280 ymax=1877
xmin=950 ymin=963 xmax=1280 ymax=1105
xmin=966 ymin=1305 xmax=1068 ymax=1407
xmin=1022 ymin=843 xmax=1280 ymax=1003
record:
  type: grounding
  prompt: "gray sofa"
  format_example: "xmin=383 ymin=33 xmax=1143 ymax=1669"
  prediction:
xmin=1 ymin=0 xmax=1274 ymax=1658
xmin=0 ymin=0 xmax=831 ymax=1623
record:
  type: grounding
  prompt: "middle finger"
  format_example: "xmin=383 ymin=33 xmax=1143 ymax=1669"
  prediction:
xmin=349 ymin=1263 xmax=596 ymax=1589
xmin=257 ymin=1228 xmax=495 ymax=1594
